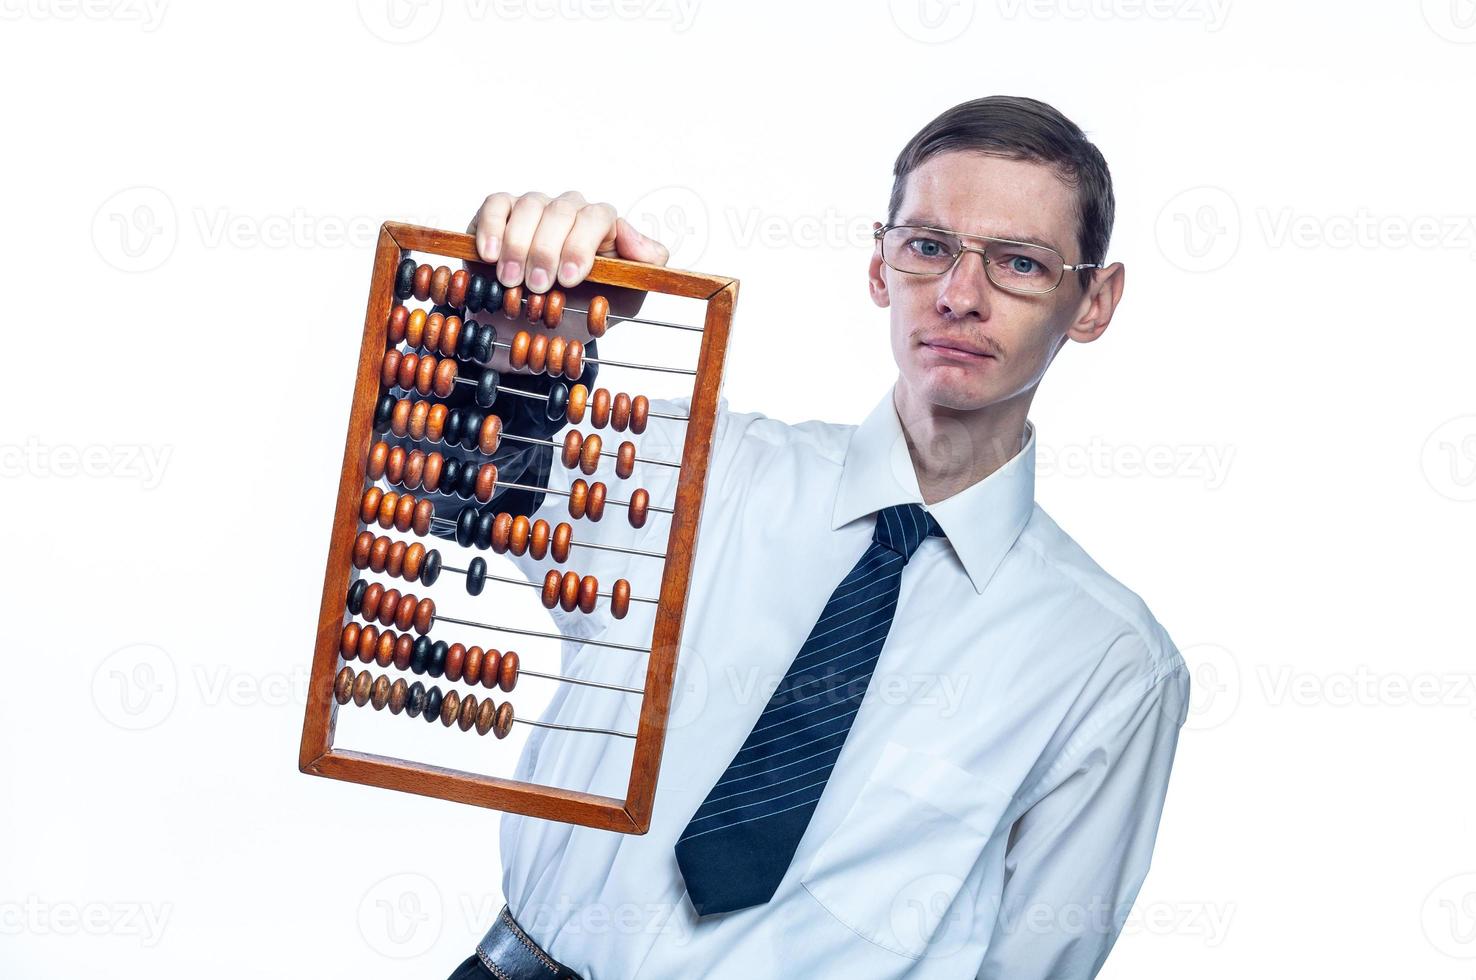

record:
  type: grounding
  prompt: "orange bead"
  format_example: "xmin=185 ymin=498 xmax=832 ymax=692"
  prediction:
xmin=357 ymin=625 xmax=377 ymax=663
xmin=491 ymin=512 xmax=513 ymax=553
xmin=353 ymin=530 xmax=374 ymax=568
xmin=561 ymin=430 xmax=582 ymax=470
xmin=529 ymin=519 xmax=550 ymax=560
xmin=388 ymin=677 xmax=408 ymax=714
xmin=448 ymin=269 xmax=469 ymax=308
xmin=413 ymin=598 xmax=435 ymax=635
xmin=423 ymin=312 xmax=444 ymax=353
xmin=464 ymin=646 xmax=484 ymax=687
xmin=339 ymin=622 xmax=360 ymax=659
xmin=560 ymin=571 xmax=580 ymax=612
xmin=591 ymin=388 xmax=611 ymax=428
xmin=415 ymin=354 xmax=437 ymax=396
xmin=631 ymin=395 xmax=649 ymax=435
xmin=360 ymin=486 xmax=383 ymax=524
xmin=430 ymin=265 xmax=451 ymax=305
xmin=541 ymin=570 xmax=561 ymax=609
xmin=478 ymin=414 xmax=503 ymax=455
xmin=376 ymin=490 xmax=399 ymax=528
xmin=544 ymin=289 xmax=564 ymax=328
xmin=551 ymin=522 xmax=572 ymax=563
xmin=587 ymin=295 xmax=608 ymax=337
xmin=481 ymin=649 xmax=503 ymax=689
xmin=612 ymin=392 xmax=632 ymax=432
xmin=510 ymin=330 xmax=530 ymax=370
xmin=510 ymin=515 xmax=530 ymax=555
xmin=394 ymin=493 xmax=416 ymax=532
xmin=381 ymin=348 xmax=402 ymax=389
xmin=367 ymin=442 xmax=388 ymax=480
xmin=499 ymin=651 xmax=519 ymax=692
xmin=398 ymin=351 xmax=419 ymax=391
xmin=413 ymin=499 xmax=434 ymax=536
xmin=528 ymin=333 xmax=548 ymax=375
xmin=402 ymin=450 xmax=426 ymax=490
xmin=440 ymin=315 xmax=462 ymax=357
xmin=616 ymin=441 xmax=635 ymax=480
xmin=403 ymin=542 xmax=425 ymax=582
xmin=502 ymin=284 xmax=522 ymax=319
xmin=369 ymin=535 xmax=390 ymax=573
xmin=413 ymin=264 xmax=432 ymax=301
xmin=587 ymin=481 xmax=606 ymax=522
xmin=564 ymin=340 xmax=583 ymax=381
xmin=406 ymin=307 xmax=427 ymax=348
xmin=406 ymin=400 xmax=426 ymax=439
xmin=612 ymin=579 xmax=631 ymax=620
xmin=385 ymin=539 xmax=406 ymax=578
xmin=628 ymin=488 xmax=649 ymax=528
xmin=395 ymin=593 xmax=417 ymax=631
xmin=475 ymin=462 xmax=498 ymax=503
xmin=568 ymin=479 xmax=587 ymax=519
xmin=385 ymin=445 xmax=407 ymax=485
xmin=421 ymin=452 xmax=443 ymax=493
xmin=433 ymin=358 xmax=457 ymax=398
xmin=577 ymin=575 xmax=598 ymax=614
xmin=426 ymin=403 xmax=448 ymax=443
xmin=375 ymin=633 xmax=395 ymax=669
xmin=580 ymin=433 xmax=602 ymax=475
xmin=567 ymin=383 xmax=588 ymax=424
xmin=546 ymin=336 xmax=566 ymax=377
xmin=394 ymin=633 xmax=414 ymax=671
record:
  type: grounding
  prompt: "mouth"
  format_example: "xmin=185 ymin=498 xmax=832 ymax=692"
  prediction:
xmin=919 ymin=338 xmax=995 ymax=361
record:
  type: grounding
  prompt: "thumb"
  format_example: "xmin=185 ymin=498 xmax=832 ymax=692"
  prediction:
xmin=613 ymin=217 xmax=667 ymax=266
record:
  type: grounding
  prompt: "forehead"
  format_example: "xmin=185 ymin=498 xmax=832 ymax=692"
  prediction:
xmin=896 ymin=151 xmax=1078 ymax=253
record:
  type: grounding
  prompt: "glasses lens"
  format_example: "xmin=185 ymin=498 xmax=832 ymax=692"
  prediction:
xmin=882 ymin=226 xmax=961 ymax=275
xmin=982 ymin=240 xmax=1063 ymax=293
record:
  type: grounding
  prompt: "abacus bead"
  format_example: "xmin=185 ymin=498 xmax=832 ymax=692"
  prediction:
xmin=612 ymin=392 xmax=632 ymax=431
xmin=448 ymin=270 xmax=468 ymax=308
xmin=371 ymin=675 xmax=391 ymax=710
xmin=587 ymin=482 xmax=606 ymax=522
xmin=394 ymin=493 xmax=416 ymax=532
xmin=353 ymin=531 xmax=374 ymax=568
xmin=413 ymin=499 xmax=434 ymax=536
xmin=434 ymin=359 xmax=458 ymax=397
xmin=381 ymin=348 xmax=402 ymax=388
xmin=479 ymin=414 xmax=503 ymax=454
xmin=394 ymin=594 xmax=417 ymax=631
xmin=491 ymin=512 xmax=513 ymax=552
xmin=484 ymin=277 xmax=504 ymax=313
xmin=526 ymin=291 xmax=545 ymax=324
xmin=412 ymin=263 xmax=432 ymax=301
xmin=405 ymin=399 xmax=425 ymax=439
xmin=352 ymin=669 xmax=373 ymax=707
xmin=546 ymin=336 xmax=566 ymax=376
xmin=347 ymin=578 xmax=368 ymax=615
xmin=424 ymin=312 xmax=444 ymax=353
xmin=509 ymin=331 xmax=530 ymax=370
xmin=369 ymin=535 xmax=390 ymax=573
xmin=440 ymin=315 xmax=462 ymax=357
xmin=366 ymin=584 xmax=390 ymax=622
xmin=467 ymin=557 xmax=487 ymax=596
xmin=403 ymin=542 xmax=426 ymax=581
xmin=476 ymin=367 xmax=498 ymax=408
xmin=467 ymin=274 xmax=488 ymax=312
xmin=422 ymin=686 xmax=443 ymax=724
xmin=560 ymin=571 xmax=580 ymax=612
xmin=411 ymin=636 xmax=431 ymax=674
xmin=473 ymin=323 xmax=495 ymax=362
xmin=388 ymin=678 xmax=408 ymax=714
xmin=456 ymin=506 xmax=477 ymax=547
xmin=578 ymin=575 xmax=598 ymax=614
xmin=334 ymin=667 xmax=354 ymax=704
xmin=420 ymin=549 xmax=443 ymax=587
xmin=528 ymin=333 xmax=549 ymax=375
xmin=530 ymin=519 xmax=550 ymax=560
xmin=580 ymin=433 xmax=602 ymax=475
xmin=502 ymin=284 xmax=522 ymax=319
xmin=357 ymin=625 xmax=378 ymax=663
xmin=568 ymin=479 xmax=588 ymax=519
xmin=612 ymin=579 xmax=631 ymax=619
xmin=415 ymin=354 xmax=436 ymax=396
xmin=444 ymin=643 xmax=466 ymax=682
xmin=464 ymin=646 xmax=484 ymax=686
xmin=458 ymin=693 xmax=479 ymax=731
xmin=564 ymin=341 xmax=583 ymax=381
xmin=510 ymin=515 xmax=530 ymax=555
xmin=376 ymin=490 xmax=399 ymax=528
xmin=395 ymin=258 xmax=416 ymax=300
xmin=340 ymin=622 xmax=360 ymax=659
xmin=394 ymin=633 xmax=414 ymax=671
xmin=545 ymin=382 xmax=568 ymax=422
xmin=551 ymin=522 xmax=572 ymax=563
xmin=591 ymin=388 xmax=611 ymax=428
xmin=428 ymin=641 xmax=448 ymax=679
xmin=587 ymin=295 xmax=608 ymax=337
xmin=476 ymin=697 xmax=497 ymax=735
xmin=430 ymin=266 xmax=451 ymax=305
xmin=475 ymin=463 xmax=498 ymax=503
xmin=374 ymin=393 xmax=396 ymax=431
xmin=388 ymin=305 xmax=409 ymax=344
xmin=417 ymin=451 xmax=439 ymax=492
xmin=481 ymin=649 xmax=503 ymax=689
xmin=499 ymin=651 xmax=519 ymax=692
xmin=385 ymin=446 xmax=407 ymax=484
xmin=375 ymin=632 xmax=394 ymax=668
xmin=457 ymin=319 xmax=478 ymax=360
xmin=385 ymin=539 xmax=406 ymax=578
xmin=406 ymin=308 xmax=427 ymax=348
xmin=494 ymin=701 xmax=514 ymax=739
xmin=541 ymin=570 xmax=561 ymax=609
xmin=616 ymin=441 xmax=635 ymax=480
xmin=629 ymin=488 xmax=649 ymax=528
xmin=406 ymin=681 xmax=426 ymax=717
xmin=427 ymin=404 xmax=447 ymax=443
xmin=631 ymin=395 xmax=649 ymax=435
xmin=544 ymin=290 xmax=564 ymax=328
xmin=561 ymin=430 xmax=582 ymax=470
xmin=567 ymin=384 xmax=588 ymax=423
xmin=414 ymin=598 xmax=435 ymax=634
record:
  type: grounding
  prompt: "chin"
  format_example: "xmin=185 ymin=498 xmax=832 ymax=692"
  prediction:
xmin=906 ymin=366 xmax=1000 ymax=413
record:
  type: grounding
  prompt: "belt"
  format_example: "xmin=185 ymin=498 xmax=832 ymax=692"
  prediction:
xmin=476 ymin=904 xmax=586 ymax=980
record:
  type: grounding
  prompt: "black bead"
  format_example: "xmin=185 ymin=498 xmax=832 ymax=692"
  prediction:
xmin=440 ymin=457 xmax=462 ymax=493
xmin=456 ymin=506 xmax=477 ymax=548
xmin=346 ymin=579 xmax=368 ymax=615
xmin=431 ymin=303 xmax=458 ymax=320
xmin=444 ymin=409 xmax=465 ymax=447
xmin=421 ymin=549 xmax=442 ymax=586
xmin=458 ymin=463 xmax=478 ymax=498
xmin=406 ymin=681 xmax=426 ymax=717
xmin=475 ymin=511 xmax=495 ymax=550
xmin=545 ymin=382 xmax=568 ymax=423
xmin=422 ymin=686 xmax=443 ymax=723
xmin=427 ymin=641 xmax=448 ymax=678
xmin=373 ymin=393 xmax=396 ymax=431
xmin=474 ymin=323 xmax=497 ymax=363
xmin=467 ymin=557 xmax=487 ymax=596
xmin=462 ymin=409 xmax=485 ymax=449
xmin=484 ymin=278 xmax=504 ymax=313
xmin=457 ymin=319 xmax=479 ymax=360
xmin=395 ymin=258 xmax=416 ymax=300
xmin=466 ymin=274 xmax=488 ymax=313
xmin=476 ymin=368 xmax=499 ymax=408
xmin=411 ymin=636 xmax=432 ymax=674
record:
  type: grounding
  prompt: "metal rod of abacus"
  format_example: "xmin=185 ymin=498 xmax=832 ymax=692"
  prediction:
xmin=516 ymin=666 xmax=644 ymax=695
xmin=448 ymin=377 xmax=690 ymax=422
xmin=441 ymin=562 xmax=660 ymax=606
xmin=500 ymin=429 xmax=682 ymax=469
xmin=491 ymin=477 xmax=674 ymax=516
xmin=519 ymin=717 xmax=637 ymax=739
xmin=432 ymin=612 xmax=651 ymax=654
xmin=489 ymin=339 xmax=696 ymax=377
xmin=427 ymin=516 xmax=668 ymax=560
xmin=559 ymin=304 xmax=704 ymax=335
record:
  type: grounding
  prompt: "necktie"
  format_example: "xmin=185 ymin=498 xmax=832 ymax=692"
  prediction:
xmin=674 ymin=503 xmax=945 ymax=916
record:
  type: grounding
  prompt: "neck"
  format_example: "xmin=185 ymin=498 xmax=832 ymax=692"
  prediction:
xmin=892 ymin=379 xmax=1031 ymax=505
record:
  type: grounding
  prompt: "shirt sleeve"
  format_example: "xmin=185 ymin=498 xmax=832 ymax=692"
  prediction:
xmin=975 ymin=656 xmax=1190 ymax=980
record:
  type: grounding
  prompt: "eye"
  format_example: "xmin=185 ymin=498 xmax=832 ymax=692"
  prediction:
xmin=1001 ymin=253 xmax=1042 ymax=276
xmin=906 ymin=236 xmax=953 ymax=259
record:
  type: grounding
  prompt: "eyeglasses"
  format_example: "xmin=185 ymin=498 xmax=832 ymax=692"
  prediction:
xmin=874 ymin=223 xmax=1103 ymax=295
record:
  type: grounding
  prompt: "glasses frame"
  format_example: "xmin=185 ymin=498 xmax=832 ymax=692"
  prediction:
xmin=873 ymin=222 xmax=1103 ymax=295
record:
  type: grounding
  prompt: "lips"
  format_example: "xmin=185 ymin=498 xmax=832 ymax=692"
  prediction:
xmin=920 ymin=338 xmax=994 ymax=358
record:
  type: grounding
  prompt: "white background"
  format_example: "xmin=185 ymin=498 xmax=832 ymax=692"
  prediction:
xmin=3 ymin=1 xmax=1475 ymax=977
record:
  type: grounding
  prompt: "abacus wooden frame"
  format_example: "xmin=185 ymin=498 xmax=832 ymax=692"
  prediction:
xmin=298 ymin=221 xmax=737 ymax=835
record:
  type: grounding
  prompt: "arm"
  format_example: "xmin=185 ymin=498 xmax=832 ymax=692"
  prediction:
xmin=976 ymin=659 xmax=1190 ymax=980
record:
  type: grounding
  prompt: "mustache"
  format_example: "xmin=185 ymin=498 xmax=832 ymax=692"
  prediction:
xmin=914 ymin=329 xmax=1005 ymax=358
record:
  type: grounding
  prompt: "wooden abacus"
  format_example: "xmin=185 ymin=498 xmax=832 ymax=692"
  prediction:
xmin=299 ymin=221 xmax=737 ymax=834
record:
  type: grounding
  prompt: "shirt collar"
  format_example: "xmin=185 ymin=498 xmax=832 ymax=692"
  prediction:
xmin=831 ymin=383 xmax=1037 ymax=595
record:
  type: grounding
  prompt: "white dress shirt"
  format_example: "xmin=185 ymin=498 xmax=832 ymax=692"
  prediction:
xmin=491 ymin=382 xmax=1190 ymax=980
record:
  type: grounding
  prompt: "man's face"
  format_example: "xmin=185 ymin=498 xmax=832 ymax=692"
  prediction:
xmin=869 ymin=150 xmax=1118 ymax=416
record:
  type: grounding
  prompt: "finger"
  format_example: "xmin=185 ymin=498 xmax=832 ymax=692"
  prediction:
xmin=613 ymin=217 xmax=670 ymax=266
xmin=525 ymin=192 xmax=584 ymax=293
xmin=498 ymin=192 xmax=551 ymax=287
xmin=469 ymin=193 xmax=514 ymax=263
xmin=558 ymin=202 xmax=619 ymax=287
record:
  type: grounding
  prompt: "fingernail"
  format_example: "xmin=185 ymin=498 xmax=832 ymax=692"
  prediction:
xmin=528 ymin=267 xmax=549 ymax=292
xmin=500 ymin=260 xmax=521 ymax=285
xmin=560 ymin=261 xmax=579 ymax=284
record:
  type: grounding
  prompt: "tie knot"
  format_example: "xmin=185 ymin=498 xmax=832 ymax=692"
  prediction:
xmin=872 ymin=503 xmax=944 ymax=561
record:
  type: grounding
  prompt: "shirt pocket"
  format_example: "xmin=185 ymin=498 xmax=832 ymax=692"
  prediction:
xmin=799 ymin=740 xmax=1013 ymax=959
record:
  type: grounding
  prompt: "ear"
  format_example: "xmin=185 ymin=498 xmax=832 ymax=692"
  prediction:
xmin=868 ymin=221 xmax=890 ymax=309
xmin=1065 ymin=261 xmax=1125 ymax=345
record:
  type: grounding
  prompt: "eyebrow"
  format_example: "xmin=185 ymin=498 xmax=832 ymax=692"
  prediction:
xmin=896 ymin=215 xmax=1061 ymax=254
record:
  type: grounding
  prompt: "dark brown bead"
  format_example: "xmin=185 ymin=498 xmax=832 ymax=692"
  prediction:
xmin=440 ymin=689 xmax=460 ymax=727
xmin=430 ymin=265 xmax=451 ymax=305
xmin=578 ymin=575 xmax=598 ymax=614
xmin=475 ymin=697 xmax=497 ymax=735
xmin=352 ymin=669 xmax=373 ymax=706
xmin=541 ymin=570 xmax=561 ymax=609
xmin=478 ymin=414 xmax=503 ymax=455
xmin=494 ymin=701 xmax=514 ymax=739
xmin=412 ymin=263 xmax=432 ymax=301
xmin=445 ymin=643 xmax=466 ymax=683
xmin=387 ymin=305 xmax=409 ymax=344
xmin=612 ymin=579 xmax=631 ymax=620
xmin=448 ymin=269 xmax=468 ymax=308
xmin=631 ymin=395 xmax=649 ymax=435
xmin=458 ymin=692 xmax=479 ymax=731
xmin=371 ymin=674 xmax=391 ymax=710
xmin=580 ymin=433 xmax=602 ymax=475
xmin=339 ymin=622 xmax=360 ymax=659
xmin=334 ymin=666 xmax=354 ymax=704
xmin=551 ymin=522 xmax=572 ymax=563
xmin=529 ymin=519 xmax=550 ymax=560
xmin=628 ymin=488 xmax=649 ymax=528
xmin=413 ymin=598 xmax=435 ymax=635
xmin=499 ymin=651 xmax=519 ymax=692
xmin=388 ymin=678 xmax=409 ymax=714
xmin=616 ymin=441 xmax=635 ymax=480
xmin=502 ymin=284 xmax=522 ymax=319
xmin=587 ymin=481 xmax=606 ymax=522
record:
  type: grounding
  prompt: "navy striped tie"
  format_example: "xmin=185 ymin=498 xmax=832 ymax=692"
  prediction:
xmin=674 ymin=503 xmax=945 ymax=916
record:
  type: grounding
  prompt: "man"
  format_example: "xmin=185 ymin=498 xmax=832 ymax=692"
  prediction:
xmin=442 ymin=95 xmax=1190 ymax=979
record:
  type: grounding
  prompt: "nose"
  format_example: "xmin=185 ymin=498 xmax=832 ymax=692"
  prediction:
xmin=935 ymin=247 xmax=993 ymax=321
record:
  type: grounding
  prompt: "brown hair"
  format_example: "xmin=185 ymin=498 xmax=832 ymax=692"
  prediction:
xmin=888 ymin=95 xmax=1115 ymax=289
